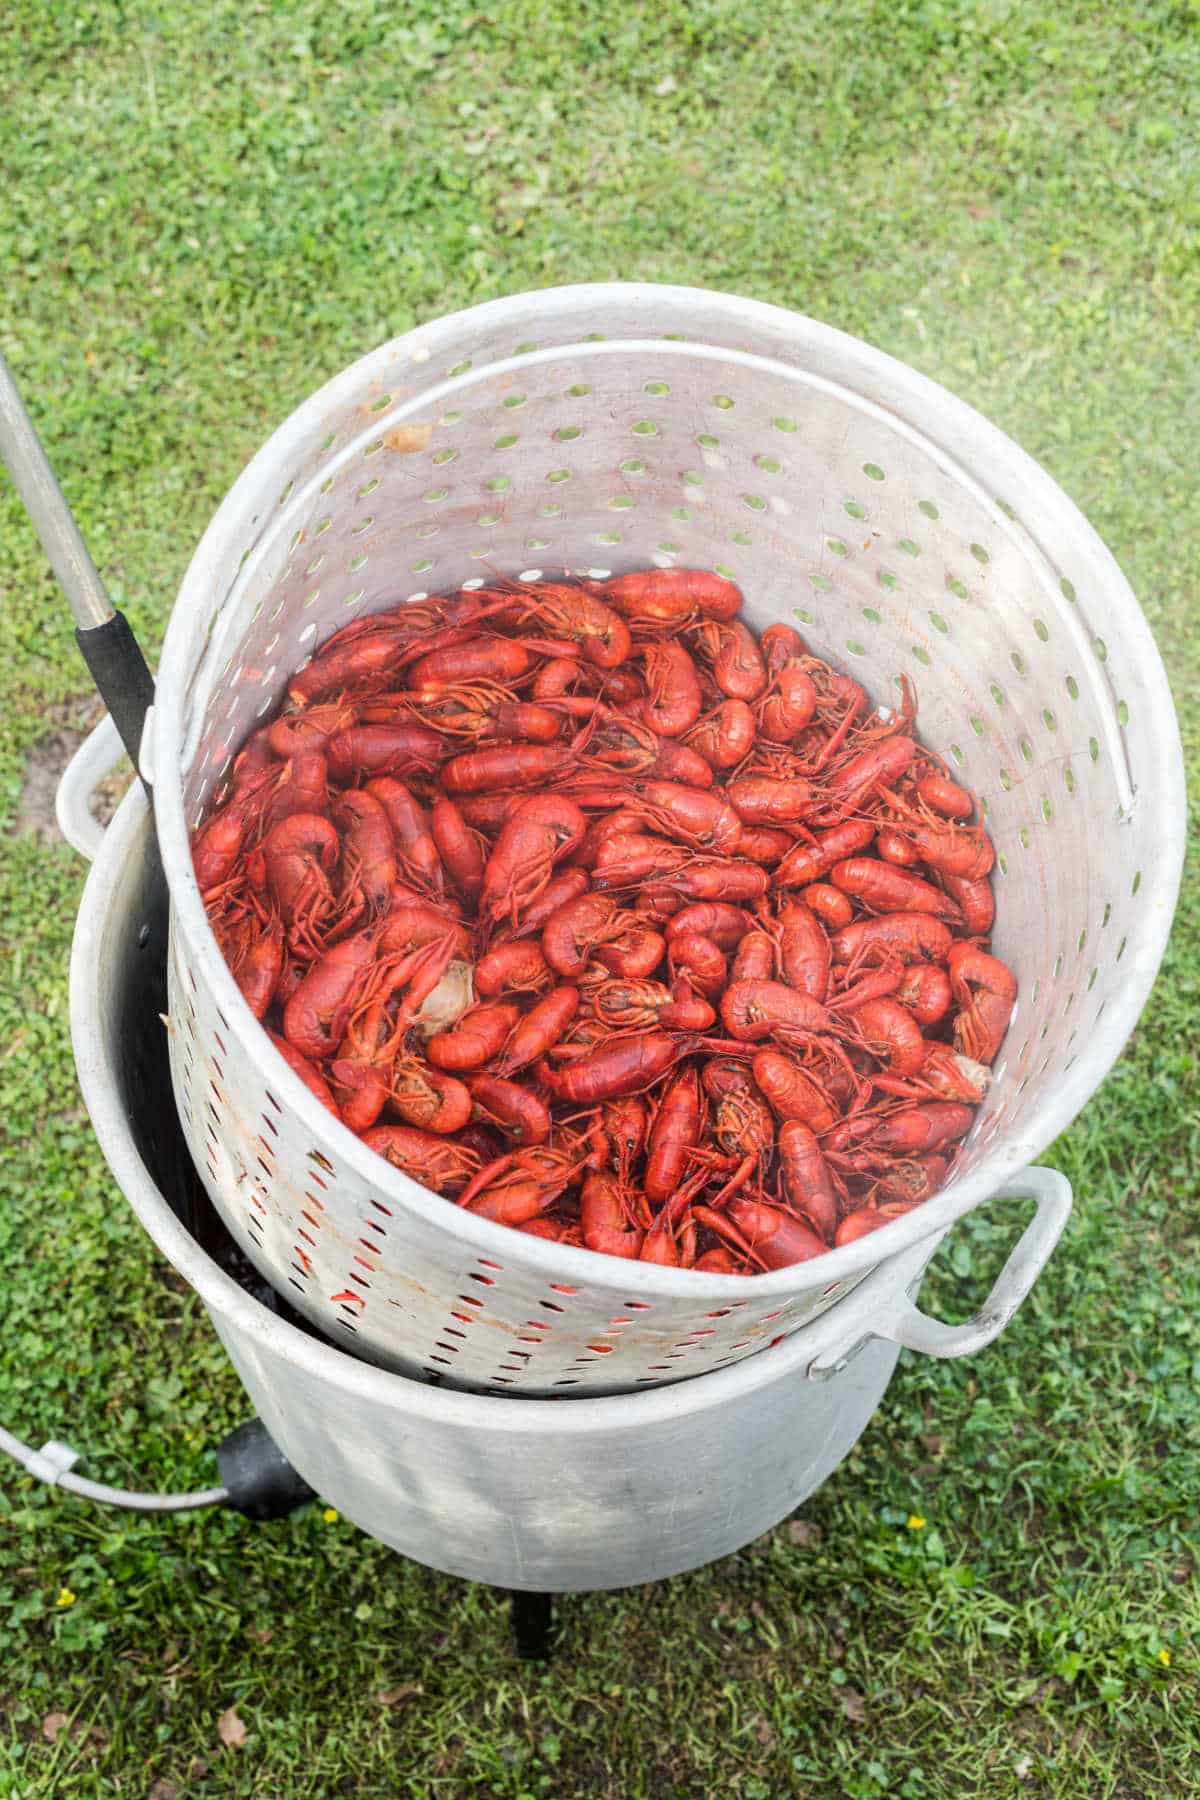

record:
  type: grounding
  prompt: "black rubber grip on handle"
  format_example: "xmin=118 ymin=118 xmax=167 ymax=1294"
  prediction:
xmin=74 ymin=610 xmax=156 ymax=782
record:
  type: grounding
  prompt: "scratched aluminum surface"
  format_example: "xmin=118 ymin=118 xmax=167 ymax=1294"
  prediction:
xmin=152 ymin=285 xmax=1183 ymax=1392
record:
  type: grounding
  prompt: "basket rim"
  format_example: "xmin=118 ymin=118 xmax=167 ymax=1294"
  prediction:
xmin=148 ymin=281 xmax=1187 ymax=1308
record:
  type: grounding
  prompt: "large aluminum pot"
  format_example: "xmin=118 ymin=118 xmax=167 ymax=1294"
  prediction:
xmin=61 ymin=761 xmax=1069 ymax=1589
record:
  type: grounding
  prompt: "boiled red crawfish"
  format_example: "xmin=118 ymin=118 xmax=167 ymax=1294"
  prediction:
xmin=189 ymin=569 xmax=1015 ymax=1276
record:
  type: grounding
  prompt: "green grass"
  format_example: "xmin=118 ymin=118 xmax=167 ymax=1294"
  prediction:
xmin=1 ymin=1 xmax=1197 ymax=1794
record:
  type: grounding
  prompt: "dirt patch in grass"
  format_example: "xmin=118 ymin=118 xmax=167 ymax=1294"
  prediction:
xmin=13 ymin=694 xmax=133 ymax=842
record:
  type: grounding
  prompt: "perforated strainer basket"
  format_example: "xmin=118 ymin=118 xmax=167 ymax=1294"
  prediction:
xmin=147 ymin=284 xmax=1183 ymax=1395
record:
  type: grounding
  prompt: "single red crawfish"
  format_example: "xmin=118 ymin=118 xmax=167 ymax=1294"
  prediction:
xmin=359 ymin=1124 xmax=480 ymax=1197
xmin=850 ymin=998 xmax=928 ymax=1076
xmin=834 ymin=1199 xmax=921 ymax=1247
xmin=549 ymin=703 xmax=659 ymax=775
xmin=831 ymin=1101 xmax=976 ymax=1155
xmin=495 ymin=985 xmax=580 ymax=1076
xmin=603 ymin=1096 xmax=650 ymax=1225
xmin=756 ymin=664 xmax=818 ymax=744
xmin=264 ymin=748 xmax=330 ymax=831
xmin=438 ymin=741 xmax=577 ymax=794
xmin=426 ymin=1001 xmax=522 ymax=1072
xmin=731 ymin=929 xmax=776 ymax=983
xmin=736 ymin=826 xmax=794 ymax=866
xmin=268 ymin=700 xmax=356 ymax=758
xmin=771 ymin=899 xmax=831 ymax=1002
xmin=192 ymin=792 xmax=258 ymax=893
xmin=648 ymin=737 xmax=715 ymax=789
xmin=778 ymin=1120 xmax=840 ymax=1242
xmin=326 ymin=723 xmax=445 ymax=783
xmin=367 ymin=777 xmax=447 ymax=902
xmin=286 ymin=630 xmax=409 ymax=709
xmin=455 ymin=1137 xmax=589 ymax=1222
xmin=593 ymin=978 xmax=716 ymax=1033
xmin=282 ymin=924 xmax=416 ymax=1061
xmin=875 ymin=827 xmax=921 ymax=866
xmin=704 ymin=1067 xmax=777 ymax=1207
xmin=593 ymin=923 xmax=667 ymax=980
xmin=474 ymin=938 xmax=553 ymax=998
xmin=801 ymin=882 xmax=853 ymax=929
xmin=870 ymin=1153 xmax=949 ymax=1207
xmin=517 ymin=1216 xmax=585 ymax=1246
xmin=939 ymin=870 xmax=995 ymax=936
xmin=330 ymin=995 xmax=407 ymax=1132
xmin=404 ymin=635 xmax=538 ymax=690
xmin=809 ymin=734 xmax=917 ymax=823
xmin=831 ymin=855 xmax=964 ymax=927
xmin=915 ymin=1045 xmax=991 ymax=1104
xmin=637 ymin=639 xmax=703 ymax=736
xmin=726 ymin=776 xmax=815 ymax=829
xmin=504 ymin=582 xmax=632 ymax=670
xmin=266 ymin=1030 xmax=340 ymax=1117
xmin=216 ymin=902 xmax=284 ymax=1020
xmin=379 ymin=901 xmax=471 ymax=964
xmin=665 ymin=902 xmax=754 ymax=948
xmin=883 ymin=814 xmax=995 ymax=882
xmin=668 ymin=931 xmax=727 ymax=1000
xmin=539 ymin=1031 xmax=745 ymax=1104
xmin=388 ymin=1054 xmax=472 ymax=1135
xmin=772 ymin=818 xmax=875 ymax=890
xmin=230 ymin=727 xmax=276 ymax=796
xmin=682 ymin=697 xmax=757 ymax=769
xmin=831 ymin=912 xmax=954 ymax=970
xmin=479 ymin=794 xmax=587 ymax=932
xmin=947 ymin=943 xmax=1016 ymax=1065
xmin=466 ymin=1071 xmax=552 ymax=1145
xmin=248 ymin=812 xmax=340 ymax=954
xmin=590 ymin=833 xmax=691 ymax=889
xmin=644 ymin=1067 xmax=704 ymax=1206
xmin=451 ymin=790 xmax=526 ymax=832
xmin=720 ymin=980 xmax=840 ymax=1045
xmin=659 ymin=859 xmax=770 ymax=903
xmin=692 ymin=1199 xmax=826 ymax=1271
xmin=751 ymin=1049 xmax=842 ymax=1134
xmin=580 ymin=1171 xmax=645 ymax=1259
xmin=685 ymin=617 xmax=768 ymax=701
xmin=429 ymin=794 xmax=486 ymax=904
xmin=916 ymin=769 xmax=975 ymax=820
xmin=397 ymin=681 xmax=563 ymax=745
xmin=894 ymin=962 xmax=952 ymax=1028
xmin=541 ymin=891 xmax=622 ymax=979
xmin=332 ymin=788 xmax=397 ymax=925
xmin=616 ymin=779 xmax=743 ymax=853
xmin=759 ymin=621 xmax=808 ymax=673
xmin=601 ymin=566 xmax=743 ymax=626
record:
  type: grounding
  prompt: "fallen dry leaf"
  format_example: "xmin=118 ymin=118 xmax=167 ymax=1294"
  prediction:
xmin=375 ymin=1683 xmax=423 ymax=1707
xmin=217 ymin=1707 xmax=247 ymax=1749
xmin=839 ymin=1687 xmax=867 ymax=1723
xmin=788 ymin=1519 xmax=823 ymax=1548
xmin=246 ymin=1625 xmax=273 ymax=1644
xmin=919 ymin=1433 xmax=946 ymax=1457
xmin=752 ymin=1714 xmax=776 ymax=1750
xmin=383 ymin=423 xmax=433 ymax=454
xmin=1014 ymin=1755 xmax=1033 ymax=1780
xmin=148 ymin=1782 xmax=181 ymax=1800
xmin=41 ymin=1712 xmax=69 ymax=1744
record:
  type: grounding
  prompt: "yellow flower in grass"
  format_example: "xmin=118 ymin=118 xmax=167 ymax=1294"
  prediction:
xmin=906 ymin=1514 xmax=926 ymax=1531
xmin=1158 ymin=1649 xmax=1171 ymax=1668
xmin=322 ymin=1508 xmax=338 ymax=1524
xmin=56 ymin=1587 xmax=77 ymax=1608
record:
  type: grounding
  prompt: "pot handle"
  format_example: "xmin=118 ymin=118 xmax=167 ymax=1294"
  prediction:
xmin=55 ymin=712 xmax=129 ymax=863
xmin=807 ymin=1165 xmax=1072 ymax=1379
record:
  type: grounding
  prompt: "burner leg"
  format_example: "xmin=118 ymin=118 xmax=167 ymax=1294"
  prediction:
xmin=509 ymin=1589 xmax=555 ymax=1661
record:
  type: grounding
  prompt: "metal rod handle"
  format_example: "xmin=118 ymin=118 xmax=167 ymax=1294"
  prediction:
xmin=0 ymin=348 xmax=156 ymax=778
xmin=0 ymin=349 xmax=112 ymax=631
